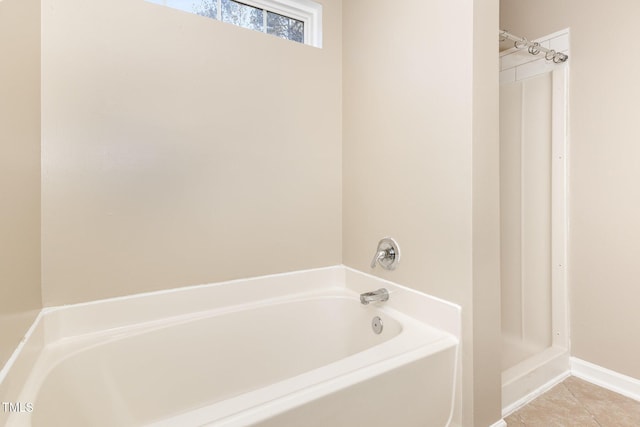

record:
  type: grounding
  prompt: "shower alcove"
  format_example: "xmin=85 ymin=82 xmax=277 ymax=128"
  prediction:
xmin=499 ymin=29 xmax=570 ymax=413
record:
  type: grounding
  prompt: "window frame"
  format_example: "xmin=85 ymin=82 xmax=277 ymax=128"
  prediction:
xmin=212 ymin=0 xmax=322 ymax=47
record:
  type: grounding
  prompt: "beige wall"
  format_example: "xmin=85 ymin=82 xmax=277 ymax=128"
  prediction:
xmin=501 ymin=1 xmax=640 ymax=380
xmin=2 ymin=1 xmax=504 ymax=422
xmin=471 ymin=0 xmax=502 ymax=425
xmin=343 ymin=0 xmax=500 ymax=425
xmin=0 ymin=0 xmax=42 ymax=367
xmin=41 ymin=0 xmax=342 ymax=305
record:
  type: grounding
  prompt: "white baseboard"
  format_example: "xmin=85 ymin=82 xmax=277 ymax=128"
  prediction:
xmin=501 ymin=346 xmax=570 ymax=416
xmin=501 ymin=357 xmax=640 ymax=418
xmin=488 ymin=420 xmax=507 ymax=427
xmin=502 ymin=370 xmax=569 ymax=417
xmin=571 ymin=357 xmax=640 ymax=402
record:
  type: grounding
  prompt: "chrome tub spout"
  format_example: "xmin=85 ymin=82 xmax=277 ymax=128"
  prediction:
xmin=360 ymin=288 xmax=389 ymax=305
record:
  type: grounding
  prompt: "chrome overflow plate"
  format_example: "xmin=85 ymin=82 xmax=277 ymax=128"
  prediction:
xmin=371 ymin=316 xmax=384 ymax=334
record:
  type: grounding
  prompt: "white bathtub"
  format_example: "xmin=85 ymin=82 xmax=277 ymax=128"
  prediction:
xmin=0 ymin=266 xmax=460 ymax=427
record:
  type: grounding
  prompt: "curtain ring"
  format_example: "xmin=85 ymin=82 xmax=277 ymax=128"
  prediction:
xmin=528 ymin=42 xmax=541 ymax=55
xmin=514 ymin=37 xmax=527 ymax=49
xmin=545 ymin=49 xmax=557 ymax=61
xmin=553 ymin=53 xmax=567 ymax=63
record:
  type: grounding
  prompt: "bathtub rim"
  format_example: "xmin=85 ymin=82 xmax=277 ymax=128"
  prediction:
xmin=1 ymin=265 xmax=460 ymax=353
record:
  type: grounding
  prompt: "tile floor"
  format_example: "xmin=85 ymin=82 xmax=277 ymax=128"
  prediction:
xmin=505 ymin=376 xmax=640 ymax=427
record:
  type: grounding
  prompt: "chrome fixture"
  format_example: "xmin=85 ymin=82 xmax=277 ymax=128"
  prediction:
xmin=370 ymin=237 xmax=400 ymax=270
xmin=371 ymin=316 xmax=384 ymax=334
xmin=360 ymin=288 xmax=389 ymax=305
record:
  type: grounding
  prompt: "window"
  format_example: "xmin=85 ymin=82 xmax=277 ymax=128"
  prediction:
xmin=147 ymin=0 xmax=322 ymax=47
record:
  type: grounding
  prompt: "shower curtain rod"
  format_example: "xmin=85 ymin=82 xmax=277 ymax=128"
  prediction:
xmin=499 ymin=30 xmax=568 ymax=63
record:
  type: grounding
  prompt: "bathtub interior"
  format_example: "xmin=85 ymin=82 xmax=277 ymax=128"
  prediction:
xmin=1 ymin=266 xmax=461 ymax=427
xmin=29 ymin=298 xmax=404 ymax=426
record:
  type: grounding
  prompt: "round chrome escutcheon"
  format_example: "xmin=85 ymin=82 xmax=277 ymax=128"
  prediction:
xmin=372 ymin=316 xmax=383 ymax=334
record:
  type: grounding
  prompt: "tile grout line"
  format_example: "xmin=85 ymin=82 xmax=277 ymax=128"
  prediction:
xmin=562 ymin=382 xmax=603 ymax=427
